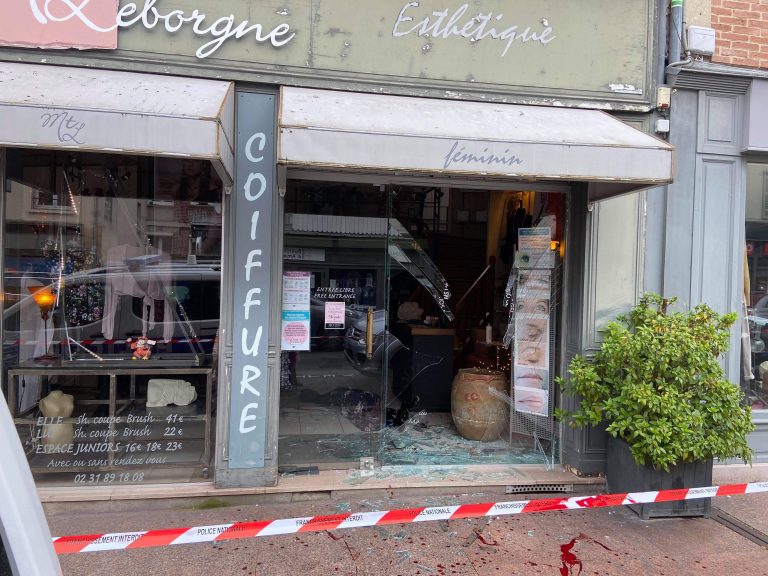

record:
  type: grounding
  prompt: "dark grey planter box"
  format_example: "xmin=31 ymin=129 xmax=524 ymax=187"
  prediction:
xmin=606 ymin=436 xmax=713 ymax=520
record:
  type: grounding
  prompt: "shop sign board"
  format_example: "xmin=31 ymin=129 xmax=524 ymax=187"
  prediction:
xmin=0 ymin=0 xmax=655 ymax=105
xmin=283 ymin=247 xmax=326 ymax=261
xmin=229 ymin=91 xmax=275 ymax=469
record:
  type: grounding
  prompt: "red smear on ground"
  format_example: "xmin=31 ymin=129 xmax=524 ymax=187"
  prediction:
xmin=560 ymin=537 xmax=583 ymax=576
xmin=559 ymin=533 xmax=613 ymax=575
xmin=474 ymin=530 xmax=498 ymax=546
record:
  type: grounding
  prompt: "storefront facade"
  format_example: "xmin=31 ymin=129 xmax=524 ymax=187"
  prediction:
xmin=650 ymin=66 xmax=768 ymax=463
xmin=0 ymin=0 xmax=671 ymax=491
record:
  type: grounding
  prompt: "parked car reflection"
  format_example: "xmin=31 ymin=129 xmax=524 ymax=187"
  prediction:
xmin=343 ymin=307 xmax=404 ymax=373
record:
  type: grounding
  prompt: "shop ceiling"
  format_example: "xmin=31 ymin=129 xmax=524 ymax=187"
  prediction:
xmin=0 ymin=62 xmax=235 ymax=185
xmin=278 ymin=87 xmax=674 ymax=200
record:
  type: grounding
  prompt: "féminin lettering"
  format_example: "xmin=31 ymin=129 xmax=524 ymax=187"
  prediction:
xmin=393 ymin=2 xmax=556 ymax=57
xmin=443 ymin=141 xmax=524 ymax=170
xmin=27 ymin=0 xmax=295 ymax=59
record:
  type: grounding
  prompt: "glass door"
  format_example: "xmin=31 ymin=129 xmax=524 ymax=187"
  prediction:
xmin=380 ymin=185 xmax=564 ymax=467
xmin=277 ymin=179 xmax=390 ymax=470
xmin=277 ymin=178 xmax=564 ymax=471
xmin=379 ymin=185 xmax=464 ymax=466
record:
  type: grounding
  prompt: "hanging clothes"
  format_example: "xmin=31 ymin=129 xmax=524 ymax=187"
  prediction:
xmin=501 ymin=199 xmax=527 ymax=264
xmin=101 ymin=244 xmax=174 ymax=341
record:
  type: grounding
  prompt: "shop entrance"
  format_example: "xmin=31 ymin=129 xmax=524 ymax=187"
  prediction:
xmin=277 ymin=175 xmax=566 ymax=471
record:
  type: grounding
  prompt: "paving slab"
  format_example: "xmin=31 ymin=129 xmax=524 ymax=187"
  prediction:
xmin=713 ymin=493 xmax=768 ymax=537
xmin=47 ymin=489 xmax=768 ymax=575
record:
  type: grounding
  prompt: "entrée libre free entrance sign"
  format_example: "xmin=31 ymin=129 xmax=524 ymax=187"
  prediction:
xmin=0 ymin=0 xmax=654 ymax=104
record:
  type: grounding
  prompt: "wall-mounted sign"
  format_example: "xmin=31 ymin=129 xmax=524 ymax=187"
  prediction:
xmin=284 ymin=247 xmax=326 ymax=261
xmin=0 ymin=1 xmax=292 ymax=56
xmin=0 ymin=0 xmax=655 ymax=106
xmin=228 ymin=92 xmax=275 ymax=469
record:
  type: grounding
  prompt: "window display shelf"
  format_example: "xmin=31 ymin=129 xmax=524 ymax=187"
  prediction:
xmin=7 ymin=365 xmax=213 ymax=479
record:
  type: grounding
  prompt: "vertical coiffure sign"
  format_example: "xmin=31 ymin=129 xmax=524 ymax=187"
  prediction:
xmin=229 ymin=92 xmax=275 ymax=469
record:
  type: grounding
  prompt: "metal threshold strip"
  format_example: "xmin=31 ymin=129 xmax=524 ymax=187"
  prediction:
xmin=711 ymin=507 xmax=768 ymax=549
xmin=37 ymin=465 xmax=600 ymax=502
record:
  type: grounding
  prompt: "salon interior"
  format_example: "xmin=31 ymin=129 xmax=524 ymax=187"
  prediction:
xmin=277 ymin=178 xmax=566 ymax=471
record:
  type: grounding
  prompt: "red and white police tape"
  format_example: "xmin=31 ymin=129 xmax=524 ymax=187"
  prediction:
xmin=52 ymin=481 xmax=768 ymax=554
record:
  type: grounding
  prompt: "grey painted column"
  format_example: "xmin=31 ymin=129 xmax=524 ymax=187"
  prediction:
xmin=661 ymin=89 xmax=699 ymax=310
xmin=643 ymin=184 xmax=667 ymax=295
xmin=559 ymin=186 xmax=610 ymax=472
xmin=216 ymin=91 xmax=278 ymax=487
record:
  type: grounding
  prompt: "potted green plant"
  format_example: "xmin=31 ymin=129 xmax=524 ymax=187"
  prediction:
xmin=556 ymin=293 xmax=754 ymax=519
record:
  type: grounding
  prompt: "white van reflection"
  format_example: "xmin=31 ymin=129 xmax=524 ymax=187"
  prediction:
xmin=3 ymin=263 xmax=221 ymax=364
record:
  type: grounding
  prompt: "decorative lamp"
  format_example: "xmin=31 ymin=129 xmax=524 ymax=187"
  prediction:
xmin=27 ymin=286 xmax=57 ymax=363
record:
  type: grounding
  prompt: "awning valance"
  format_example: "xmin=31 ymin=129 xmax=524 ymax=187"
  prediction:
xmin=278 ymin=87 xmax=673 ymax=198
xmin=0 ymin=63 xmax=235 ymax=184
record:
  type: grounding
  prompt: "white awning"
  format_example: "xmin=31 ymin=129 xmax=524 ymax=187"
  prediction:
xmin=0 ymin=63 xmax=235 ymax=184
xmin=278 ymin=87 xmax=673 ymax=198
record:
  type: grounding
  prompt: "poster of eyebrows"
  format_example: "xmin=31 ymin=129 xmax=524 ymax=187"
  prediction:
xmin=513 ymin=232 xmax=552 ymax=417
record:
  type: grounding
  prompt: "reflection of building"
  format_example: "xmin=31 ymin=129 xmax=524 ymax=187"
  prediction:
xmin=0 ymin=0 xmax=680 ymax=496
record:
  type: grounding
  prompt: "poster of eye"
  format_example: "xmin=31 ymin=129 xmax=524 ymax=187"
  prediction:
xmin=281 ymin=271 xmax=311 ymax=351
xmin=513 ymin=267 xmax=550 ymax=416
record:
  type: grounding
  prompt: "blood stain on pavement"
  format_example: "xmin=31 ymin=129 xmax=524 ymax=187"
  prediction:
xmin=559 ymin=533 xmax=613 ymax=575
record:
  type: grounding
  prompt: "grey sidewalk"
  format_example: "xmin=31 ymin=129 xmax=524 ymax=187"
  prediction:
xmin=47 ymin=488 xmax=768 ymax=576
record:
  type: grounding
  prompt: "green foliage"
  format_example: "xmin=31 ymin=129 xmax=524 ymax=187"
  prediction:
xmin=556 ymin=293 xmax=754 ymax=471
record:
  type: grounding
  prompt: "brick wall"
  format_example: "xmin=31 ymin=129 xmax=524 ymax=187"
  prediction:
xmin=710 ymin=0 xmax=768 ymax=68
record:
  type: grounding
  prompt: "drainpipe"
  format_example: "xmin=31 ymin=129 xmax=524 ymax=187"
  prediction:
xmin=667 ymin=0 xmax=693 ymax=71
xmin=669 ymin=0 xmax=683 ymax=64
